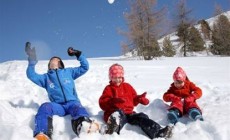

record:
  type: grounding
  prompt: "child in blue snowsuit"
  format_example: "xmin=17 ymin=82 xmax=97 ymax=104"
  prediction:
xmin=25 ymin=42 xmax=91 ymax=139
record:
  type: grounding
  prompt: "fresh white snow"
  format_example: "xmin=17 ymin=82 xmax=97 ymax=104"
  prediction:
xmin=108 ymin=0 xmax=115 ymax=4
xmin=0 ymin=56 xmax=229 ymax=140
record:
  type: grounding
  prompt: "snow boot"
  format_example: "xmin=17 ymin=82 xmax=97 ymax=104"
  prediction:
xmin=188 ymin=108 xmax=204 ymax=121
xmin=81 ymin=120 xmax=100 ymax=134
xmin=71 ymin=116 xmax=92 ymax=137
xmin=167 ymin=109 xmax=180 ymax=124
xmin=105 ymin=110 xmax=127 ymax=135
xmin=35 ymin=133 xmax=50 ymax=140
xmin=156 ymin=125 xmax=173 ymax=139
xmin=106 ymin=112 xmax=120 ymax=134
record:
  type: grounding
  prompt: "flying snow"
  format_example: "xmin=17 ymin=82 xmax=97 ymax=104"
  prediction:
xmin=108 ymin=0 xmax=115 ymax=4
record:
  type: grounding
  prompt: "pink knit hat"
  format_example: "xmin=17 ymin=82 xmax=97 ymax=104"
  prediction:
xmin=109 ymin=63 xmax=124 ymax=80
xmin=173 ymin=67 xmax=187 ymax=81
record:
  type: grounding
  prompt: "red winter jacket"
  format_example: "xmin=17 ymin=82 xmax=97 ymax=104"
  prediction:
xmin=163 ymin=79 xmax=202 ymax=115
xmin=99 ymin=81 xmax=140 ymax=122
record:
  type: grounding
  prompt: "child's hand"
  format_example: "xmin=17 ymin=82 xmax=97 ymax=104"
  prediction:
xmin=67 ymin=47 xmax=82 ymax=58
xmin=169 ymin=94 xmax=181 ymax=102
xmin=111 ymin=98 xmax=126 ymax=104
xmin=175 ymin=89 xmax=190 ymax=98
xmin=138 ymin=92 xmax=149 ymax=105
xmin=25 ymin=42 xmax=37 ymax=61
xmin=184 ymin=94 xmax=196 ymax=102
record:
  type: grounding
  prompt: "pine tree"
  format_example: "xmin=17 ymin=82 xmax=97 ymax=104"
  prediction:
xmin=211 ymin=14 xmax=230 ymax=55
xmin=162 ymin=37 xmax=176 ymax=57
xmin=188 ymin=27 xmax=205 ymax=52
xmin=199 ymin=19 xmax=211 ymax=40
xmin=174 ymin=0 xmax=194 ymax=57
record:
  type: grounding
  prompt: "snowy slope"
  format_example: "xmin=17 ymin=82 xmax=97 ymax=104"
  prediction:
xmin=157 ymin=10 xmax=230 ymax=57
xmin=0 ymin=57 xmax=230 ymax=140
xmin=205 ymin=10 xmax=230 ymax=28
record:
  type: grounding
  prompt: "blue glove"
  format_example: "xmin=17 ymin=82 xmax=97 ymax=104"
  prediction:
xmin=25 ymin=42 xmax=37 ymax=62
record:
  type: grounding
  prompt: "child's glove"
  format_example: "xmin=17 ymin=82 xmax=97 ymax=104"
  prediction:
xmin=111 ymin=98 xmax=126 ymax=104
xmin=67 ymin=47 xmax=82 ymax=59
xmin=25 ymin=42 xmax=37 ymax=62
xmin=184 ymin=96 xmax=195 ymax=103
xmin=184 ymin=93 xmax=198 ymax=102
xmin=137 ymin=92 xmax=149 ymax=105
xmin=175 ymin=89 xmax=190 ymax=98
xmin=168 ymin=94 xmax=181 ymax=102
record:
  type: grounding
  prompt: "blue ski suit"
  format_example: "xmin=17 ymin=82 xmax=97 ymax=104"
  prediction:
xmin=26 ymin=54 xmax=89 ymax=137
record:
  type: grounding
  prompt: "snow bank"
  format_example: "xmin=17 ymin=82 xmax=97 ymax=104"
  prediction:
xmin=0 ymin=57 xmax=229 ymax=140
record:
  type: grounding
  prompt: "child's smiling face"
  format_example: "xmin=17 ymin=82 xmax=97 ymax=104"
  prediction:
xmin=111 ymin=77 xmax=123 ymax=86
xmin=174 ymin=80 xmax=184 ymax=89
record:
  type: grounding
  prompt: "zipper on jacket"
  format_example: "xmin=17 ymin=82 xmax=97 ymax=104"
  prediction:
xmin=55 ymin=69 xmax=67 ymax=102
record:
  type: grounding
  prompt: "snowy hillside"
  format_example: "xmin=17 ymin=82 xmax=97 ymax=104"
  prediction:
xmin=205 ymin=10 xmax=230 ymax=28
xmin=157 ymin=10 xmax=230 ymax=57
xmin=0 ymin=57 xmax=229 ymax=140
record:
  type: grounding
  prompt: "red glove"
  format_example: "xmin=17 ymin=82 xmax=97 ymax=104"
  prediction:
xmin=174 ymin=89 xmax=190 ymax=98
xmin=137 ymin=92 xmax=149 ymax=105
xmin=184 ymin=95 xmax=196 ymax=103
xmin=169 ymin=94 xmax=181 ymax=102
xmin=111 ymin=98 xmax=126 ymax=104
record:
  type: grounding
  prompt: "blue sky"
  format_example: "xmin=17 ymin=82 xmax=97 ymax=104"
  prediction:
xmin=0 ymin=0 xmax=229 ymax=62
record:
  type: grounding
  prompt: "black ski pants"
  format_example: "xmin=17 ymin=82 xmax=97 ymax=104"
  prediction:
xmin=117 ymin=111 xmax=162 ymax=139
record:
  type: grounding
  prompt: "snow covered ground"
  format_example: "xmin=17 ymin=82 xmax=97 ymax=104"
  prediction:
xmin=0 ymin=56 xmax=229 ymax=140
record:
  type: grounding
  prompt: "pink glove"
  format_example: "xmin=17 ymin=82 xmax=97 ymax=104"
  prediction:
xmin=138 ymin=92 xmax=149 ymax=105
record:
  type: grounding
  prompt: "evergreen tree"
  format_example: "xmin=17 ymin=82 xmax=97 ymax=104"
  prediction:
xmin=142 ymin=38 xmax=162 ymax=60
xmin=199 ymin=19 xmax=211 ymax=40
xmin=211 ymin=14 xmax=230 ymax=55
xmin=174 ymin=0 xmax=194 ymax=57
xmin=162 ymin=37 xmax=176 ymax=57
xmin=188 ymin=26 xmax=205 ymax=52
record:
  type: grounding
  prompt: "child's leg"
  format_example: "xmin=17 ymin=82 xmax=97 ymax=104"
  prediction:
xmin=127 ymin=112 xmax=149 ymax=125
xmin=127 ymin=112 xmax=162 ymax=139
xmin=65 ymin=101 xmax=91 ymax=136
xmin=184 ymin=99 xmax=203 ymax=121
xmin=167 ymin=99 xmax=184 ymax=125
xmin=167 ymin=109 xmax=181 ymax=125
xmin=34 ymin=102 xmax=65 ymax=139
xmin=66 ymin=101 xmax=89 ymax=120
xmin=188 ymin=108 xmax=203 ymax=121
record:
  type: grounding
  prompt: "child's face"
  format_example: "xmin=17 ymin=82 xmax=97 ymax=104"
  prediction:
xmin=174 ymin=80 xmax=184 ymax=89
xmin=49 ymin=58 xmax=61 ymax=70
xmin=111 ymin=77 xmax=123 ymax=86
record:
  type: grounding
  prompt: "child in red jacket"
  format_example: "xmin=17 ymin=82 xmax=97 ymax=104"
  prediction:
xmin=99 ymin=63 xmax=172 ymax=139
xmin=163 ymin=67 xmax=203 ymax=125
